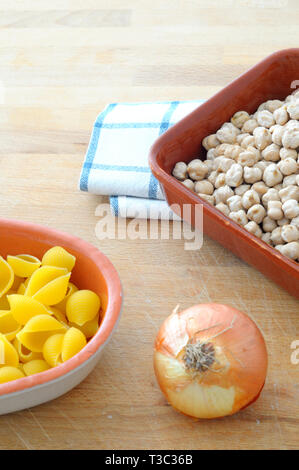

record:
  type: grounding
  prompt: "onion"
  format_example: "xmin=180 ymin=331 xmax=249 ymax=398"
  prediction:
xmin=154 ymin=303 xmax=268 ymax=419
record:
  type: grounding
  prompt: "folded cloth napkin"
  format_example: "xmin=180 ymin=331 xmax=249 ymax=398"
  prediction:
xmin=79 ymin=100 xmax=204 ymax=219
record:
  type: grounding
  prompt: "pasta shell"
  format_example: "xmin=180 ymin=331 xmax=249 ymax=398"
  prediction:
xmin=0 ymin=295 xmax=10 ymax=310
xmin=33 ymin=273 xmax=71 ymax=306
xmin=48 ymin=307 xmax=67 ymax=324
xmin=10 ymin=275 xmax=25 ymax=293
xmin=23 ymin=359 xmax=50 ymax=376
xmin=17 ymin=283 xmax=26 ymax=295
xmin=71 ymin=313 xmax=100 ymax=339
xmin=0 ymin=366 xmax=24 ymax=384
xmin=0 ymin=333 xmax=19 ymax=367
xmin=0 ymin=256 xmax=14 ymax=298
xmin=8 ymin=294 xmax=51 ymax=325
xmin=17 ymin=314 xmax=67 ymax=352
xmin=61 ymin=327 xmax=87 ymax=362
xmin=13 ymin=338 xmax=43 ymax=363
xmin=7 ymin=254 xmax=41 ymax=278
xmin=0 ymin=310 xmax=21 ymax=341
xmin=55 ymin=282 xmax=78 ymax=314
xmin=42 ymin=246 xmax=76 ymax=272
xmin=66 ymin=290 xmax=100 ymax=326
xmin=25 ymin=266 xmax=68 ymax=297
xmin=43 ymin=334 xmax=64 ymax=367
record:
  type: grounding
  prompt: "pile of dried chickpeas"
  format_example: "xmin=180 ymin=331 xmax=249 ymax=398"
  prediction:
xmin=172 ymin=91 xmax=299 ymax=262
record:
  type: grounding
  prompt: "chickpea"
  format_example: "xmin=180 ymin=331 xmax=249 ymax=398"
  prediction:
xmin=244 ymin=221 xmax=263 ymax=238
xmin=247 ymin=204 xmax=266 ymax=224
xmin=262 ymin=188 xmax=280 ymax=208
xmin=241 ymin=118 xmax=258 ymax=134
xmin=262 ymin=143 xmax=280 ymax=162
xmin=202 ymin=134 xmax=220 ymax=150
xmin=268 ymin=201 xmax=284 ymax=220
xmin=181 ymin=179 xmax=195 ymax=191
xmin=281 ymin=224 xmax=299 ymax=243
xmin=225 ymin=163 xmax=243 ymax=187
xmin=279 ymin=185 xmax=299 ymax=203
xmin=253 ymin=127 xmax=272 ymax=150
xmin=280 ymin=148 xmax=297 ymax=160
xmin=216 ymin=123 xmax=240 ymax=144
xmin=254 ymin=161 xmax=268 ymax=173
xmin=256 ymin=110 xmax=275 ymax=128
xmin=261 ymin=232 xmax=272 ymax=245
xmin=207 ymin=170 xmax=217 ymax=186
xmin=252 ymin=181 xmax=268 ymax=196
xmin=265 ymin=100 xmax=284 ymax=112
xmin=271 ymin=125 xmax=285 ymax=146
xmin=215 ymin=157 xmax=235 ymax=173
xmin=231 ymin=111 xmax=250 ymax=129
xmin=215 ymin=143 xmax=233 ymax=157
xmin=240 ymin=135 xmax=256 ymax=148
xmin=172 ymin=162 xmax=188 ymax=180
xmin=277 ymin=158 xmax=298 ymax=176
xmin=229 ymin=210 xmax=248 ymax=226
xmin=242 ymin=189 xmax=260 ymax=210
xmin=237 ymin=147 xmax=259 ymax=167
xmin=235 ymin=184 xmax=251 ymax=196
xmin=270 ymin=226 xmax=284 ymax=245
xmin=282 ymin=199 xmax=299 ymax=219
xmin=263 ymin=163 xmax=283 ymax=187
xmin=194 ymin=180 xmax=214 ymax=195
xmin=273 ymin=105 xmax=289 ymax=126
xmin=187 ymin=159 xmax=209 ymax=181
xmin=263 ymin=216 xmax=277 ymax=233
xmin=227 ymin=195 xmax=242 ymax=212
xmin=287 ymin=100 xmax=299 ymax=120
xmin=282 ymin=126 xmax=299 ymax=149
xmin=215 ymin=202 xmax=230 ymax=216
xmin=198 ymin=193 xmax=215 ymax=205
xmin=214 ymin=185 xmax=234 ymax=204
xmin=291 ymin=216 xmax=299 ymax=229
xmin=243 ymin=166 xmax=262 ymax=184
xmin=206 ymin=148 xmax=217 ymax=160
xmin=283 ymin=175 xmax=297 ymax=187
xmin=279 ymin=241 xmax=299 ymax=260
xmin=214 ymin=173 xmax=226 ymax=189
xmin=277 ymin=217 xmax=290 ymax=226
xmin=236 ymin=133 xmax=250 ymax=145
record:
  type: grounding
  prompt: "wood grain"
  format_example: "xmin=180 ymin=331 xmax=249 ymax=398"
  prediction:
xmin=0 ymin=0 xmax=298 ymax=450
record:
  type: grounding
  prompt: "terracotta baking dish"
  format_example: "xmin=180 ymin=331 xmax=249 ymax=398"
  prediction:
xmin=149 ymin=49 xmax=299 ymax=299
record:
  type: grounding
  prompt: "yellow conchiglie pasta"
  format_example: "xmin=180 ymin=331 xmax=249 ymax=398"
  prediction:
xmin=0 ymin=334 xmax=19 ymax=367
xmin=47 ymin=307 xmax=67 ymax=324
xmin=61 ymin=327 xmax=87 ymax=362
xmin=43 ymin=334 xmax=64 ymax=367
xmin=25 ymin=266 xmax=68 ymax=298
xmin=8 ymin=295 xmax=51 ymax=325
xmin=17 ymin=283 xmax=26 ymax=295
xmin=0 ymin=311 xmax=21 ymax=341
xmin=0 ymin=366 xmax=24 ymax=384
xmin=10 ymin=275 xmax=24 ymax=293
xmin=55 ymin=282 xmax=78 ymax=314
xmin=72 ymin=314 xmax=100 ymax=339
xmin=23 ymin=359 xmax=50 ymax=376
xmin=66 ymin=290 xmax=101 ymax=326
xmin=7 ymin=254 xmax=41 ymax=278
xmin=0 ymin=256 xmax=14 ymax=298
xmin=0 ymin=295 xmax=10 ymax=311
xmin=13 ymin=338 xmax=43 ymax=363
xmin=33 ymin=273 xmax=71 ymax=306
xmin=42 ymin=246 xmax=76 ymax=272
xmin=17 ymin=314 xmax=67 ymax=352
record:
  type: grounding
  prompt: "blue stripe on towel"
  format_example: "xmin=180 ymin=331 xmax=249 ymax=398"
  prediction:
xmin=80 ymin=103 xmax=117 ymax=191
xmin=148 ymin=100 xmax=179 ymax=199
xmin=110 ymin=196 xmax=119 ymax=216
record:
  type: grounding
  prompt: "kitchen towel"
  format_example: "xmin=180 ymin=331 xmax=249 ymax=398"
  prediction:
xmin=79 ymin=100 xmax=204 ymax=219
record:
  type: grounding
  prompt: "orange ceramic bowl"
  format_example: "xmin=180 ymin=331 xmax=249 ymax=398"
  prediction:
xmin=0 ymin=218 xmax=122 ymax=414
xmin=149 ymin=49 xmax=299 ymax=299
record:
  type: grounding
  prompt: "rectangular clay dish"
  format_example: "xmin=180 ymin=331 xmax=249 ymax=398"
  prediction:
xmin=149 ymin=49 xmax=299 ymax=299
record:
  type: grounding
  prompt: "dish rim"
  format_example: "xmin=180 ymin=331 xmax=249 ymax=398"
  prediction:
xmin=0 ymin=218 xmax=123 ymax=397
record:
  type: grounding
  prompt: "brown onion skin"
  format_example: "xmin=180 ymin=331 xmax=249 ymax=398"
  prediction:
xmin=154 ymin=303 xmax=268 ymax=419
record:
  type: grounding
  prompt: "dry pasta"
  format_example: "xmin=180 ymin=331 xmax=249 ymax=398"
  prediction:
xmin=0 ymin=246 xmax=101 ymax=385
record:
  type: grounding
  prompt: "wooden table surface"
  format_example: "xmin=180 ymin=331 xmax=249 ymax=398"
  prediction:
xmin=0 ymin=0 xmax=298 ymax=451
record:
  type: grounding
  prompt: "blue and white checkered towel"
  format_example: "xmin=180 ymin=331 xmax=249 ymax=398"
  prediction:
xmin=79 ymin=100 xmax=203 ymax=219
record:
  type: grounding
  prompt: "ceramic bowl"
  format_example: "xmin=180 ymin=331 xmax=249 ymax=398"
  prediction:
xmin=0 ymin=218 xmax=122 ymax=415
xmin=149 ymin=49 xmax=299 ymax=299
